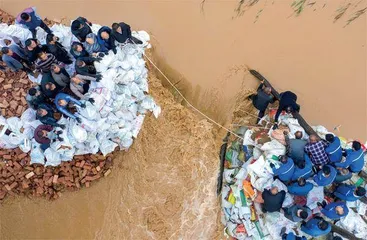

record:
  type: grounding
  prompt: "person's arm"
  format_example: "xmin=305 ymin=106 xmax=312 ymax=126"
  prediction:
xmin=70 ymin=84 xmax=85 ymax=99
xmin=284 ymin=133 xmax=291 ymax=155
xmin=79 ymin=74 xmax=96 ymax=82
xmin=7 ymin=59 xmax=22 ymax=72
xmin=56 ymin=105 xmax=77 ymax=120
xmin=257 ymin=83 xmax=264 ymax=92
xmin=61 ymin=68 xmax=70 ymax=78
xmin=66 ymin=95 xmax=82 ymax=107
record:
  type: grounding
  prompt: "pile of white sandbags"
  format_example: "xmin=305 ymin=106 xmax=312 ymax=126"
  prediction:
xmin=0 ymin=23 xmax=160 ymax=166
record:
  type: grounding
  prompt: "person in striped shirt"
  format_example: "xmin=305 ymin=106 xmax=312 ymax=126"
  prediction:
xmin=35 ymin=51 xmax=60 ymax=73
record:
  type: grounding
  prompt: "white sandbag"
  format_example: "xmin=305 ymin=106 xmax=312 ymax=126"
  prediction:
xmin=247 ymin=156 xmax=272 ymax=178
xmin=30 ymin=141 xmax=45 ymax=165
xmin=264 ymin=212 xmax=297 ymax=240
xmin=281 ymin=117 xmax=308 ymax=140
xmin=78 ymin=101 xmax=100 ymax=120
xmin=0 ymin=23 xmax=32 ymax=44
xmin=336 ymin=209 xmax=367 ymax=239
xmin=70 ymin=121 xmax=88 ymax=143
xmin=99 ymin=139 xmax=118 ymax=156
xmin=312 ymin=125 xmax=329 ymax=139
xmin=44 ymin=148 xmax=61 ymax=167
xmin=261 ymin=140 xmax=286 ymax=159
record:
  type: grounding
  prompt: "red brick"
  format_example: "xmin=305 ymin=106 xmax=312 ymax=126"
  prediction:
xmin=25 ymin=172 xmax=35 ymax=179
xmin=85 ymin=182 xmax=90 ymax=188
xmin=96 ymin=166 xmax=101 ymax=172
xmin=104 ymin=169 xmax=112 ymax=177
xmin=3 ymin=155 xmax=12 ymax=160
xmin=3 ymin=84 xmax=11 ymax=90
xmin=13 ymin=161 xmax=22 ymax=170
xmin=21 ymin=180 xmax=29 ymax=189
xmin=79 ymin=160 xmax=85 ymax=168
xmin=0 ymin=190 xmax=7 ymax=200
xmin=17 ymin=153 xmax=27 ymax=160
xmin=52 ymin=175 xmax=58 ymax=184
xmin=9 ymin=182 xmax=18 ymax=189
xmin=4 ymin=184 xmax=11 ymax=191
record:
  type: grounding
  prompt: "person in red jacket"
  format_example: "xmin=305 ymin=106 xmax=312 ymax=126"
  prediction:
xmin=34 ymin=125 xmax=63 ymax=151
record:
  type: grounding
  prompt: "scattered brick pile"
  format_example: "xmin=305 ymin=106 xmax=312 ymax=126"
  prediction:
xmin=0 ymin=9 xmax=115 ymax=201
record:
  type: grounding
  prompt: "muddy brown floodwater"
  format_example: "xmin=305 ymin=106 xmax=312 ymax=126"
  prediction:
xmin=0 ymin=0 xmax=366 ymax=239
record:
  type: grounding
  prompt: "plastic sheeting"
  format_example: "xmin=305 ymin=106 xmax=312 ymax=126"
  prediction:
xmin=0 ymin=23 xmax=160 ymax=166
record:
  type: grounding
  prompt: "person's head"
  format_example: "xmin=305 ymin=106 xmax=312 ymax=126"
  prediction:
xmin=51 ymin=64 xmax=61 ymax=73
xmin=318 ymin=220 xmax=328 ymax=231
xmin=20 ymin=12 xmax=31 ymax=22
xmin=355 ymin=187 xmax=366 ymax=197
xmin=71 ymin=76 xmax=82 ymax=84
xmin=279 ymin=155 xmax=288 ymax=164
xmin=1 ymin=47 xmax=12 ymax=56
xmin=37 ymin=107 xmax=48 ymax=117
xmin=25 ymin=39 xmax=36 ymax=49
xmin=112 ymin=23 xmax=121 ymax=33
xmin=37 ymin=51 xmax=47 ymax=61
xmin=264 ymin=87 xmax=272 ymax=95
xmin=295 ymin=131 xmax=303 ymax=139
xmin=352 ymin=141 xmax=361 ymax=151
xmin=297 ymin=160 xmax=306 ymax=169
xmin=340 ymin=168 xmax=349 ymax=176
xmin=37 ymin=129 xmax=48 ymax=138
xmin=3 ymin=39 xmax=11 ymax=46
xmin=45 ymin=82 xmax=56 ymax=91
xmin=85 ymin=34 xmax=95 ymax=45
xmin=335 ymin=206 xmax=344 ymax=216
xmin=58 ymin=99 xmax=67 ymax=106
xmin=46 ymin=33 xmax=57 ymax=44
xmin=298 ymin=177 xmax=306 ymax=186
xmin=101 ymin=31 xmax=110 ymax=40
xmin=28 ymin=87 xmax=39 ymax=97
xmin=270 ymin=187 xmax=279 ymax=195
xmin=76 ymin=59 xmax=85 ymax=68
xmin=309 ymin=134 xmax=318 ymax=144
xmin=299 ymin=210 xmax=308 ymax=219
xmin=322 ymin=166 xmax=331 ymax=177
xmin=71 ymin=20 xmax=82 ymax=31
xmin=325 ymin=134 xmax=335 ymax=143
xmin=286 ymin=106 xmax=294 ymax=114
xmin=72 ymin=43 xmax=83 ymax=52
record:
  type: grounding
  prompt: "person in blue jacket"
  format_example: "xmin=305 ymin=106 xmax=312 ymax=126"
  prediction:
xmin=334 ymin=168 xmax=352 ymax=183
xmin=313 ymin=165 xmax=336 ymax=186
xmin=325 ymin=134 xmax=343 ymax=163
xmin=288 ymin=178 xmax=313 ymax=196
xmin=55 ymin=93 xmax=86 ymax=123
xmin=291 ymin=155 xmax=313 ymax=181
xmin=337 ymin=141 xmax=365 ymax=173
xmin=282 ymin=204 xmax=311 ymax=222
xmin=318 ymin=201 xmax=349 ymax=220
xmin=281 ymin=232 xmax=306 ymax=240
xmin=16 ymin=7 xmax=52 ymax=38
xmin=271 ymin=156 xmax=295 ymax=182
xmin=97 ymin=26 xmax=117 ymax=54
xmin=301 ymin=217 xmax=331 ymax=237
xmin=334 ymin=184 xmax=366 ymax=201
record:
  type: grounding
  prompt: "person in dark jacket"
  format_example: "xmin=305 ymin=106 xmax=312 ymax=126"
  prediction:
xmin=51 ymin=64 xmax=70 ymax=88
xmin=55 ymin=93 xmax=86 ymax=122
xmin=26 ymin=86 xmax=46 ymax=109
xmin=111 ymin=22 xmax=143 ymax=44
xmin=97 ymin=26 xmax=117 ymax=54
xmin=336 ymin=141 xmax=365 ymax=173
xmin=273 ymin=91 xmax=300 ymax=127
xmin=75 ymin=59 xmax=99 ymax=77
xmin=301 ymin=217 xmax=331 ymax=237
xmin=318 ymin=201 xmax=348 ymax=220
xmin=285 ymin=131 xmax=307 ymax=164
xmin=325 ymin=134 xmax=343 ymax=163
xmin=288 ymin=177 xmax=313 ymax=196
xmin=70 ymin=42 xmax=90 ymax=60
xmin=25 ymin=38 xmax=48 ymax=63
xmin=282 ymin=204 xmax=311 ymax=223
xmin=46 ymin=34 xmax=72 ymax=64
xmin=36 ymin=103 xmax=64 ymax=128
xmin=270 ymin=155 xmax=295 ymax=182
xmin=71 ymin=17 xmax=92 ymax=42
xmin=334 ymin=184 xmax=366 ymax=202
xmin=34 ymin=124 xmax=63 ymax=151
xmin=334 ymin=168 xmax=352 ymax=183
xmin=40 ymin=73 xmax=64 ymax=99
xmin=262 ymin=187 xmax=286 ymax=213
xmin=313 ymin=165 xmax=337 ymax=186
xmin=1 ymin=46 xmax=32 ymax=73
xmin=250 ymin=81 xmax=275 ymax=123
xmin=16 ymin=7 xmax=52 ymax=38
xmin=291 ymin=155 xmax=313 ymax=181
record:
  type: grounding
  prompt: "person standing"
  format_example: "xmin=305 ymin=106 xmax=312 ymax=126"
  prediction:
xmin=24 ymin=38 xmax=49 ymax=63
xmin=249 ymin=81 xmax=275 ymax=123
xmin=16 ymin=7 xmax=52 ymax=38
xmin=111 ymin=22 xmax=143 ymax=44
xmin=50 ymin=64 xmax=70 ymax=88
xmin=285 ymin=131 xmax=307 ymax=164
xmin=301 ymin=217 xmax=331 ymax=237
xmin=304 ymin=134 xmax=329 ymax=166
xmin=262 ymin=187 xmax=286 ymax=213
xmin=26 ymin=86 xmax=46 ymax=109
xmin=71 ymin=17 xmax=92 ymax=42
xmin=282 ymin=204 xmax=311 ymax=223
xmin=35 ymin=51 xmax=60 ymax=73
xmin=46 ymin=34 xmax=72 ymax=64
xmin=273 ymin=91 xmax=300 ymax=129
xmin=1 ymin=46 xmax=32 ymax=73
xmin=70 ymin=74 xmax=99 ymax=99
